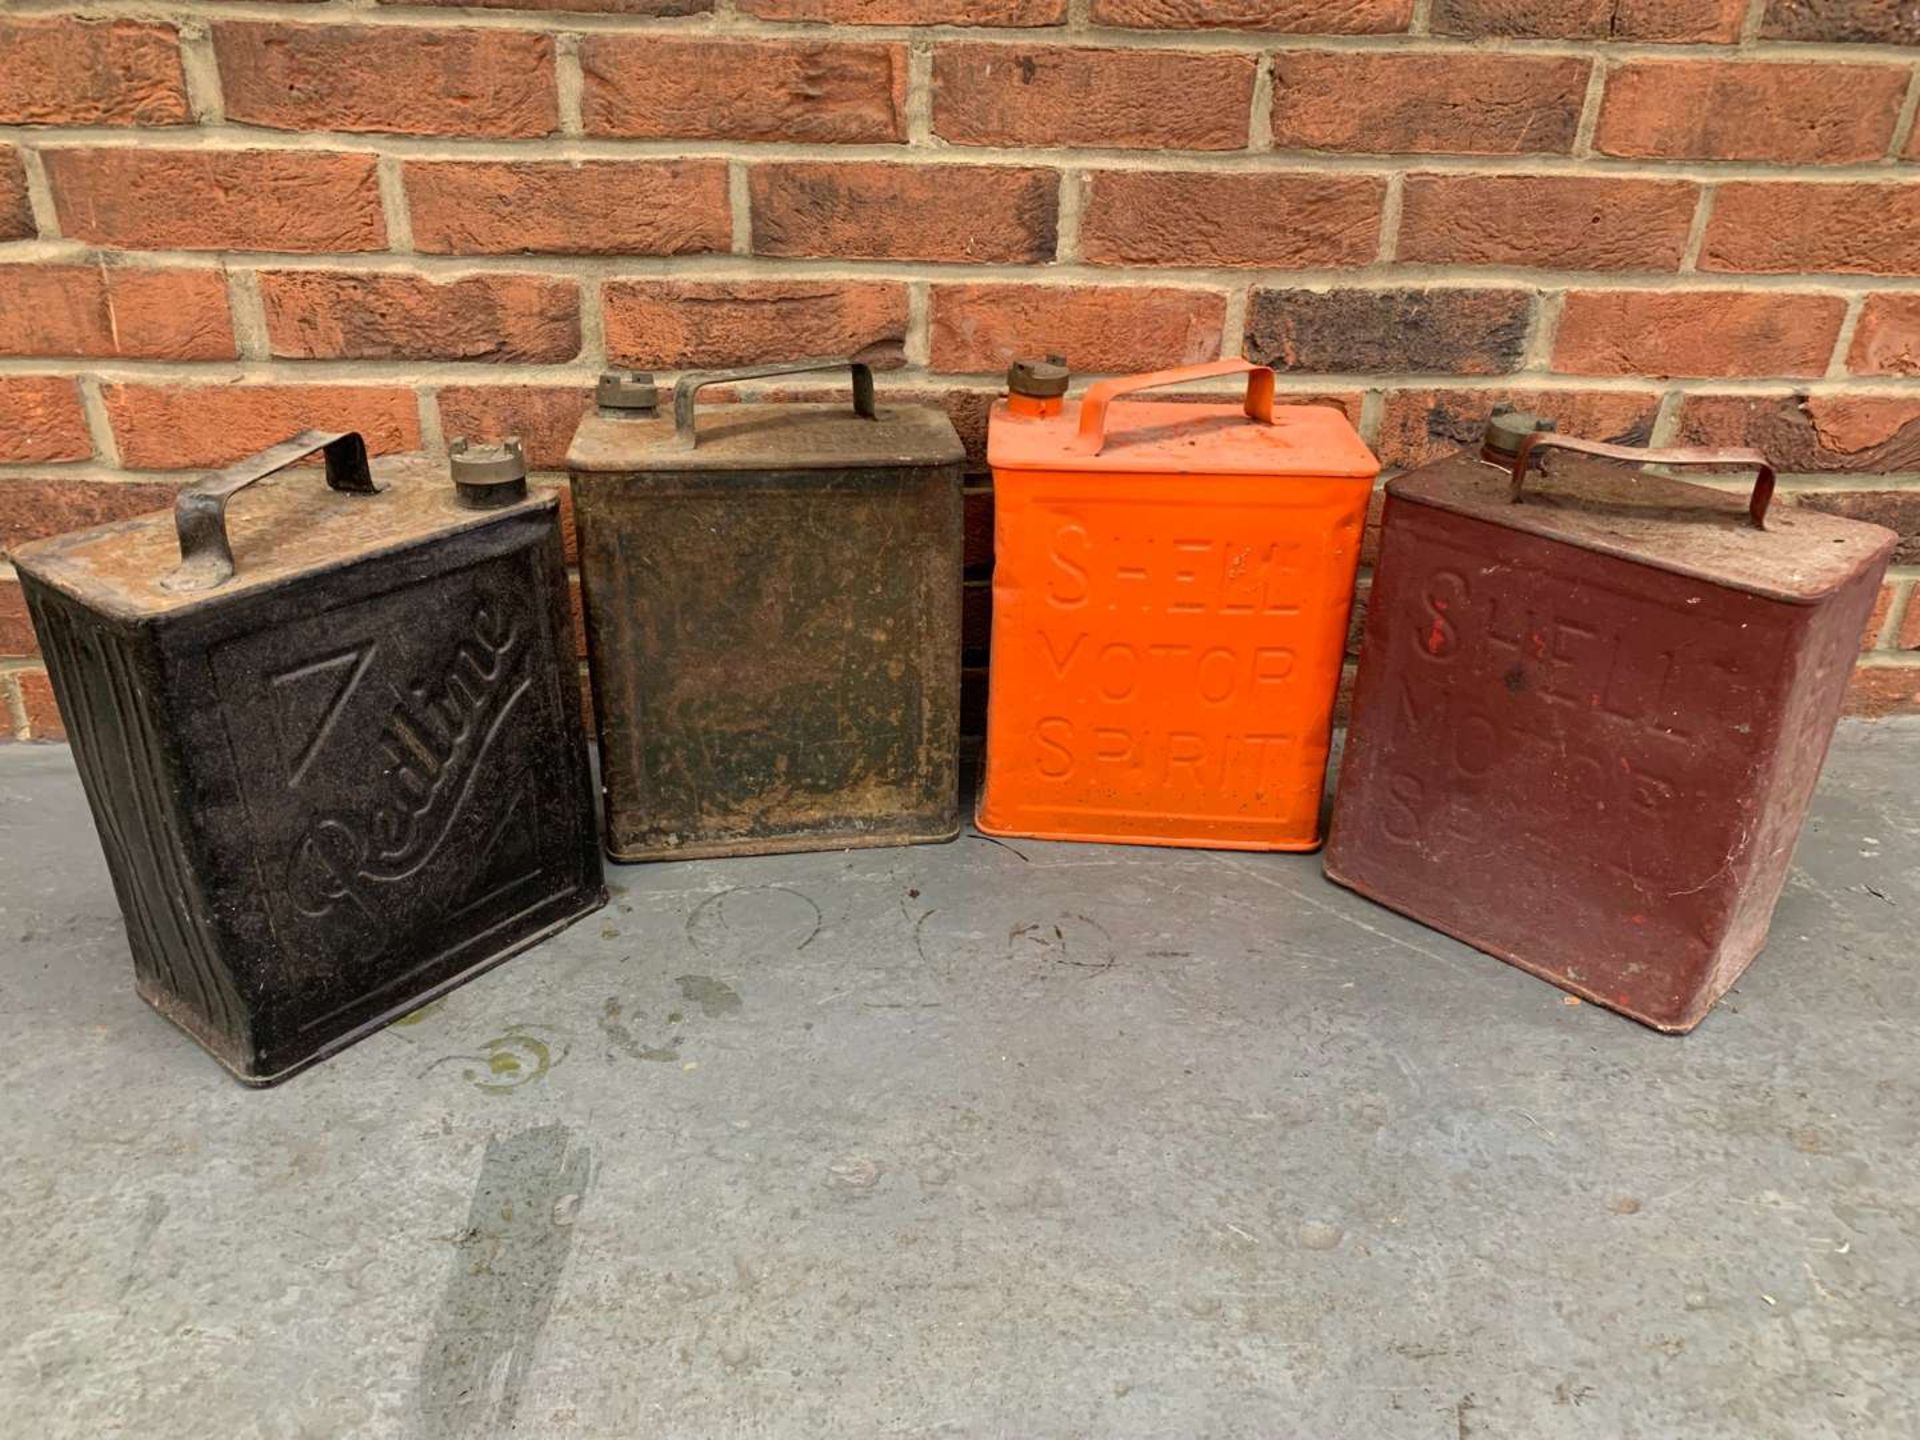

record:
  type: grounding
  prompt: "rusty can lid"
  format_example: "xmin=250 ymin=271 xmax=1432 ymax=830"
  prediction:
xmin=1008 ymin=358 xmax=1070 ymax=399
xmin=449 ymin=437 xmax=529 ymax=509
xmin=597 ymin=369 xmax=659 ymax=414
xmin=1481 ymin=405 xmax=1557 ymax=460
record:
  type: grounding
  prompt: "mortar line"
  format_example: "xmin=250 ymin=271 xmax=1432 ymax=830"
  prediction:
xmin=905 ymin=280 xmax=931 ymax=368
xmin=7 ymin=357 xmax=1915 ymax=400
xmin=226 ymin=266 xmax=271 ymax=360
xmin=17 ymin=147 xmax=58 ymax=241
xmin=15 ymin=125 xmax=1920 ymax=181
xmin=375 ymin=156 xmax=414 ymax=253
xmin=175 ymin=19 xmax=227 ymax=126
xmin=1053 ymin=168 xmax=1084 ymax=263
xmin=1647 ymin=389 xmax=1686 ymax=446
xmin=906 ymin=37 xmax=935 ymax=147
xmin=1826 ymin=294 xmax=1867 ymax=378
xmin=579 ymin=273 xmax=608 ymax=369
xmin=1679 ymin=186 xmax=1716 ymax=272
xmin=2 ymin=673 xmax=28 ymax=743
xmin=1889 ymin=66 xmax=1920 ymax=161
xmin=555 ymin=32 xmax=586 ymax=139
xmin=1220 ymin=286 xmax=1248 ymax=359
xmin=415 ymin=384 xmax=447 ymax=452
xmin=727 ymin=160 xmax=752 ymax=256
xmin=1248 ymin=53 xmax=1274 ymax=154
xmin=1521 ymin=291 xmax=1563 ymax=371
xmin=7 ymin=241 xmax=1918 ymax=294
xmin=1572 ymin=56 xmax=1607 ymax=158
xmin=74 ymin=375 xmax=120 ymax=468
xmin=1376 ymin=173 xmax=1404 ymax=263
xmin=1739 ymin=0 xmax=1769 ymax=46
xmin=1356 ymin=388 xmax=1386 ymax=446
xmin=1878 ymin=579 xmax=1915 ymax=652
xmin=3 ymin=1 xmax=1916 ymax=60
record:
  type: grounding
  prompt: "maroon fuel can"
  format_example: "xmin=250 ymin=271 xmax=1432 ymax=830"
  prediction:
xmin=1325 ymin=421 xmax=1896 ymax=1032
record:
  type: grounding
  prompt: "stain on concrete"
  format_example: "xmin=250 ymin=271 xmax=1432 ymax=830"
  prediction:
xmin=415 ymin=1125 xmax=591 ymax=1439
xmin=599 ymin=996 xmax=680 ymax=1063
xmin=116 ymin=1192 xmax=168 ymax=1299
xmin=1009 ymin=913 xmax=1115 ymax=972
xmin=676 ymin=974 xmax=743 ymax=1018
xmin=686 ymin=885 xmax=821 ymax=954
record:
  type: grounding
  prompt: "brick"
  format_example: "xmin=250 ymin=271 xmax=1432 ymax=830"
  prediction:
xmin=1861 ymin=583 xmax=1897 ymax=652
xmin=1596 ymin=61 xmax=1906 ymax=166
xmin=1703 ymin=184 xmax=1920 ymax=277
xmin=215 ymin=23 xmax=555 ymax=139
xmin=605 ymin=280 xmax=909 ymax=370
xmin=1246 ymin=288 xmax=1531 ymax=375
xmin=1396 ymin=175 xmax=1697 ymax=271
xmin=1270 ymin=52 xmax=1588 ymax=156
xmin=1554 ymin=292 xmax=1845 ymax=378
xmin=102 ymin=385 xmax=421 ymax=470
xmin=1376 ymin=387 xmax=1661 ymax=471
xmin=934 ymin=45 xmax=1256 ymax=151
xmin=1091 ymin=0 xmax=1413 ymax=30
xmin=45 ymin=149 xmax=384 ymax=253
xmin=0 ymin=265 xmax=235 ymax=361
xmin=0 ymin=582 xmax=35 ymax=660
xmin=260 ymin=271 xmax=579 ymax=363
xmin=17 ymin=671 xmax=65 ymax=742
xmin=0 ymin=148 xmax=31 ymax=241
xmin=1433 ymin=0 xmax=1744 ymax=40
xmin=0 ymin=477 xmax=181 ymax=552
xmin=746 ymin=0 xmax=1063 ymax=18
xmin=1846 ymin=665 xmax=1920 ymax=717
xmin=1903 ymin=589 xmax=1920 ymax=649
xmin=750 ymin=162 xmax=1058 ymax=263
xmin=1081 ymin=171 xmax=1383 ymax=268
xmin=582 ymin=36 xmax=903 ymax=142
xmin=404 ymin=160 xmax=730 ymax=256
xmin=1674 ymin=394 xmax=1920 ymax=476
xmin=0 ymin=379 xmax=90 ymax=464
xmin=386 ymin=0 xmax=711 ymax=11
xmin=0 ymin=19 xmax=189 ymax=127
xmin=929 ymin=284 xmax=1225 ymax=373
xmin=1762 ymin=1 xmax=1920 ymax=45
xmin=1849 ymin=295 xmax=1920 ymax=377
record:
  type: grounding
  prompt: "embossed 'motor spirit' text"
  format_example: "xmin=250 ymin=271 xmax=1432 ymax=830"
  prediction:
xmin=289 ymin=604 xmax=529 ymax=919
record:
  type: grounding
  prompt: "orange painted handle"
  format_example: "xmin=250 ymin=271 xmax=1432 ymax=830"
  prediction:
xmin=1512 ymin=433 xmax=1776 ymax=531
xmin=1071 ymin=358 xmax=1277 ymax=456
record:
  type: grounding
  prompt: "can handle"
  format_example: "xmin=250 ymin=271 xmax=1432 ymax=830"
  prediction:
xmin=161 ymin=430 xmax=379 ymax=593
xmin=670 ymin=357 xmax=877 ymax=451
xmin=1512 ymin=434 xmax=1776 ymax=531
xmin=1071 ymin=358 xmax=1276 ymax=457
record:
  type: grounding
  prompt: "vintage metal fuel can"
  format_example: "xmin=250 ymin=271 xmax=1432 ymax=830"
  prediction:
xmin=977 ymin=358 xmax=1379 ymax=850
xmin=13 ymin=432 xmax=605 ymax=1084
xmin=567 ymin=358 xmax=965 ymax=860
xmin=1325 ymin=419 xmax=1897 ymax=1031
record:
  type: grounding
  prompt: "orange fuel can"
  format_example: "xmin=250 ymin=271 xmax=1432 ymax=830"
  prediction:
xmin=977 ymin=358 xmax=1379 ymax=850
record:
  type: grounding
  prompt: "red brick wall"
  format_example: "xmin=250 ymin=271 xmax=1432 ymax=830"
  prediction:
xmin=3 ymin=2 xmax=1920 ymax=739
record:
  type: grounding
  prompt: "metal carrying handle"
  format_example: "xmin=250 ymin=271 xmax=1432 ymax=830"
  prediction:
xmin=1072 ymin=358 xmax=1277 ymax=457
xmin=670 ymin=357 xmax=877 ymax=451
xmin=162 ymin=430 xmax=378 ymax=593
xmin=1511 ymin=433 xmax=1777 ymax=532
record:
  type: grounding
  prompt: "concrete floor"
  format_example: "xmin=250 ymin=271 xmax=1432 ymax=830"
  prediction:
xmin=0 ymin=726 xmax=1916 ymax=1440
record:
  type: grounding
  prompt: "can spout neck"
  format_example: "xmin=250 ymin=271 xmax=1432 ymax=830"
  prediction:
xmin=1007 ymin=356 xmax=1068 ymax=420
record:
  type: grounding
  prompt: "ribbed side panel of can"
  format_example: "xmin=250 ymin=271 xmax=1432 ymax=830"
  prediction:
xmin=23 ymin=582 xmax=250 ymax=1064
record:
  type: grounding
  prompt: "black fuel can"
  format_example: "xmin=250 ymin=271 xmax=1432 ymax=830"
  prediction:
xmin=12 ymin=432 xmax=605 ymax=1085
